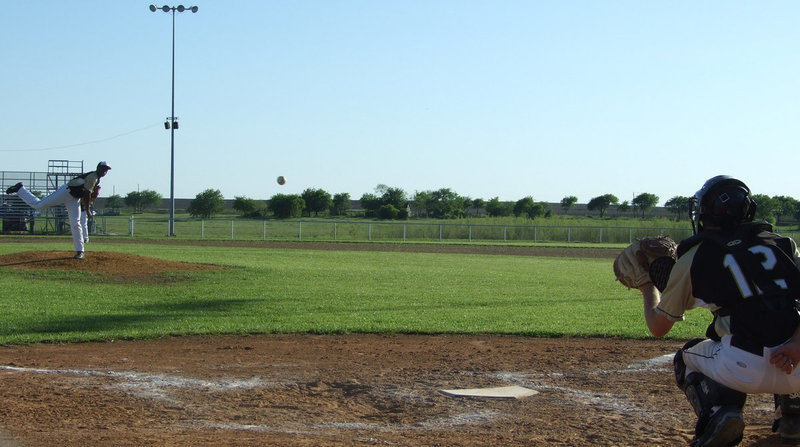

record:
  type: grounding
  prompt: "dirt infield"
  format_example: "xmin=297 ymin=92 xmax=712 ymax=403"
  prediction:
xmin=0 ymin=246 xmax=784 ymax=446
xmin=0 ymin=335 xmax=781 ymax=446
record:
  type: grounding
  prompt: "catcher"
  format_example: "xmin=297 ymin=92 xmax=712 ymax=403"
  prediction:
xmin=615 ymin=175 xmax=800 ymax=447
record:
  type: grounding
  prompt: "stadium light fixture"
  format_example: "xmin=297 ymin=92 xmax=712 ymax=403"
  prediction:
xmin=149 ymin=4 xmax=198 ymax=236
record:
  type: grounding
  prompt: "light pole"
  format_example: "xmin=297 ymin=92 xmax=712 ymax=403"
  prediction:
xmin=149 ymin=4 xmax=198 ymax=236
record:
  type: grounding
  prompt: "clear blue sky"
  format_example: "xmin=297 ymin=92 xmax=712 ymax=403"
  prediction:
xmin=2 ymin=1 xmax=799 ymax=205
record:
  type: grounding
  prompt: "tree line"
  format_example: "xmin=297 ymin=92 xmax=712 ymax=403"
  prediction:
xmin=99 ymin=187 xmax=800 ymax=225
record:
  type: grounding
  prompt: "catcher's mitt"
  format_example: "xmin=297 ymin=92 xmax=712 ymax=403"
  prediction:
xmin=613 ymin=236 xmax=677 ymax=292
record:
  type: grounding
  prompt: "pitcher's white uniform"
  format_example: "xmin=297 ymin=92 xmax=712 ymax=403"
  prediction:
xmin=16 ymin=184 xmax=83 ymax=253
xmin=7 ymin=161 xmax=110 ymax=258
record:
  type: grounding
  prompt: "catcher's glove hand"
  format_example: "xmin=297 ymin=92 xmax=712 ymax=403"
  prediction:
xmin=613 ymin=236 xmax=677 ymax=292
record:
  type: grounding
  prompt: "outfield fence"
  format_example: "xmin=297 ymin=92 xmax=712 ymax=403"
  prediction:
xmin=60 ymin=216 xmax=736 ymax=245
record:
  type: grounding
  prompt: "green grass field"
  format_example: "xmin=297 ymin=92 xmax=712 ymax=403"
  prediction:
xmin=0 ymin=240 xmax=712 ymax=344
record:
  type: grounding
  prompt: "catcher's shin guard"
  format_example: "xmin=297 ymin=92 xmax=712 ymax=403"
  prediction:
xmin=674 ymin=340 xmax=746 ymax=446
xmin=681 ymin=373 xmax=746 ymax=447
xmin=775 ymin=393 xmax=800 ymax=444
xmin=674 ymin=338 xmax=705 ymax=389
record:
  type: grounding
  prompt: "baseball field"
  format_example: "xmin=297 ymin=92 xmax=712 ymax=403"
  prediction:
xmin=0 ymin=239 xmax=783 ymax=446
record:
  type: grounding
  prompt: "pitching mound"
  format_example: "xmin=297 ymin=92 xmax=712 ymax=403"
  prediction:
xmin=0 ymin=250 xmax=225 ymax=283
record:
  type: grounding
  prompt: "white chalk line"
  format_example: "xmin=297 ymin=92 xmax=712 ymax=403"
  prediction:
xmin=618 ymin=353 xmax=675 ymax=373
xmin=486 ymin=353 xmax=676 ymax=415
xmin=488 ymin=370 xmax=654 ymax=415
xmin=0 ymin=353 xmax=685 ymax=435
xmin=0 ymin=363 xmax=502 ymax=435
xmin=194 ymin=409 xmax=501 ymax=435
xmin=0 ymin=365 xmax=266 ymax=391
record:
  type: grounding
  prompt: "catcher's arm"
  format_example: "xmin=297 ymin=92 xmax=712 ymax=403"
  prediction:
xmin=640 ymin=283 xmax=674 ymax=337
xmin=614 ymin=236 xmax=678 ymax=337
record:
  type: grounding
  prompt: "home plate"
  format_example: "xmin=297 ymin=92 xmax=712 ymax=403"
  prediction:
xmin=438 ymin=385 xmax=539 ymax=399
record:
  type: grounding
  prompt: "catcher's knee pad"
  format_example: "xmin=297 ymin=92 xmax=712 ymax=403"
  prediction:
xmin=674 ymin=338 xmax=705 ymax=389
xmin=683 ymin=372 xmax=746 ymax=436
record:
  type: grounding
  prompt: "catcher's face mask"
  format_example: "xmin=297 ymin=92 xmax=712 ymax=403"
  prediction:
xmin=690 ymin=197 xmax=701 ymax=235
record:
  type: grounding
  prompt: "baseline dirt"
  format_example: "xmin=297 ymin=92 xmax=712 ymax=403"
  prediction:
xmin=0 ymin=244 xmax=783 ymax=446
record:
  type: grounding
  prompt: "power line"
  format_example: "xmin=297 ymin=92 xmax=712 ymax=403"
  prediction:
xmin=0 ymin=123 xmax=161 ymax=152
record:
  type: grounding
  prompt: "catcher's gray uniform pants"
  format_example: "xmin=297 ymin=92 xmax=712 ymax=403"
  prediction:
xmin=684 ymin=334 xmax=800 ymax=395
xmin=17 ymin=184 xmax=84 ymax=253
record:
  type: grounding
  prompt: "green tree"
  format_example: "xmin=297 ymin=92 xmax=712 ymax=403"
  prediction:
xmin=632 ymin=193 xmax=659 ymax=218
xmin=104 ymin=194 xmax=123 ymax=214
xmin=617 ymin=200 xmax=630 ymax=216
xmin=125 ymin=189 xmax=162 ymax=213
xmin=377 ymin=204 xmax=399 ymax=220
xmin=772 ymin=195 xmax=798 ymax=224
xmin=379 ymin=185 xmax=407 ymax=210
xmin=412 ymin=191 xmax=433 ymax=218
xmin=753 ymin=194 xmax=776 ymax=223
xmin=232 ymin=196 xmax=265 ymax=218
xmin=514 ymin=197 xmax=548 ymax=219
xmin=534 ymin=202 xmax=549 ymax=218
xmin=587 ymin=194 xmax=618 ymax=218
xmin=485 ymin=197 xmax=513 ymax=217
xmin=268 ymin=194 xmax=305 ymax=219
xmin=331 ymin=192 xmax=351 ymax=216
xmin=514 ymin=196 xmax=536 ymax=218
xmin=471 ymin=198 xmax=486 ymax=216
xmin=187 ymin=189 xmax=225 ymax=218
xmin=794 ymin=201 xmax=800 ymax=226
xmin=359 ymin=193 xmax=381 ymax=218
xmin=413 ymin=188 xmax=467 ymax=219
xmin=461 ymin=196 xmax=473 ymax=216
xmin=560 ymin=196 xmax=578 ymax=214
xmin=664 ymin=196 xmax=692 ymax=221
xmin=514 ymin=196 xmax=552 ymax=219
xmin=361 ymin=185 xmax=407 ymax=219
xmin=301 ymin=188 xmax=332 ymax=217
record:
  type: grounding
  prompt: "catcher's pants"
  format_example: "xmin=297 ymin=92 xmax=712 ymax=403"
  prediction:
xmin=17 ymin=185 xmax=84 ymax=253
xmin=683 ymin=334 xmax=800 ymax=395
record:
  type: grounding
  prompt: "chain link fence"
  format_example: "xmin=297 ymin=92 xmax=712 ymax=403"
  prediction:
xmin=73 ymin=216 xmax=727 ymax=245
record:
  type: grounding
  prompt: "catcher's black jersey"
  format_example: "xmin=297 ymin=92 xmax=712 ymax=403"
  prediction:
xmin=658 ymin=223 xmax=800 ymax=347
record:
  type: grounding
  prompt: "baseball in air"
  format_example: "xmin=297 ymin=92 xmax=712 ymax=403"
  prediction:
xmin=277 ymin=176 xmax=286 ymax=185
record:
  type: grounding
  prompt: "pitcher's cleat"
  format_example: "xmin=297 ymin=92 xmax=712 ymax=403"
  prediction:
xmin=74 ymin=251 xmax=85 ymax=260
xmin=5 ymin=182 xmax=22 ymax=194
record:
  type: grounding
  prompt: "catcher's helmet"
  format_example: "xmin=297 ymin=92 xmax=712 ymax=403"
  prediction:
xmin=691 ymin=175 xmax=756 ymax=234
